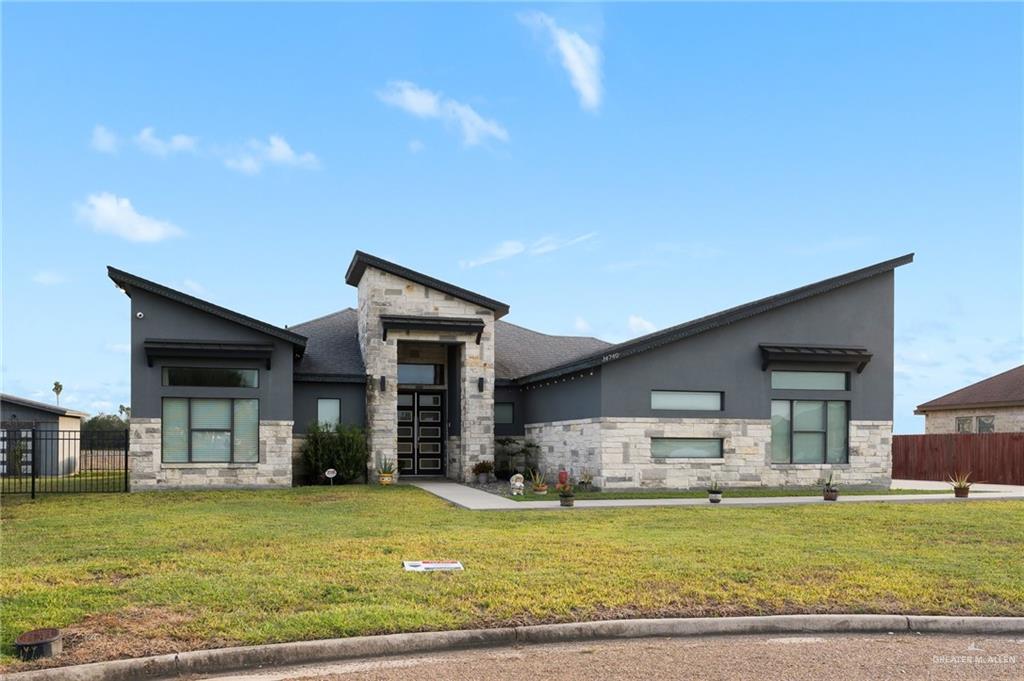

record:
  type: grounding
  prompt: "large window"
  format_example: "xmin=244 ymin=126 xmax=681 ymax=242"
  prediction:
xmin=771 ymin=400 xmax=847 ymax=464
xmin=651 ymin=438 xmax=723 ymax=459
xmin=397 ymin=363 xmax=444 ymax=385
xmin=494 ymin=402 xmax=515 ymax=425
xmin=317 ymin=399 xmax=340 ymax=427
xmin=162 ymin=398 xmax=259 ymax=463
xmin=977 ymin=416 xmax=995 ymax=433
xmin=955 ymin=417 xmax=973 ymax=433
xmin=771 ymin=371 xmax=847 ymax=390
xmin=162 ymin=367 xmax=258 ymax=388
xmin=651 ymin=391 xmax=722 ymax=411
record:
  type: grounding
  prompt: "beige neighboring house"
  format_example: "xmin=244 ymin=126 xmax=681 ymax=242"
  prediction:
xmin=915 ymin=364 xmax=1024 ymax=434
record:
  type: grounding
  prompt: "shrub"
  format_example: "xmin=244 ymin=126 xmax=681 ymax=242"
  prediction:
xmin=301 ymin=423 xmax=369 ymax=484
xmin=472 ymin=460 xmax=494 ymax=475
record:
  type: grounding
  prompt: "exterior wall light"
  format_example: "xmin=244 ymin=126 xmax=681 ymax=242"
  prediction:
xmin=478 ymin=377 xmax=485 ymax=392
xmin=379 ymin=376 xmax=386 ymax=391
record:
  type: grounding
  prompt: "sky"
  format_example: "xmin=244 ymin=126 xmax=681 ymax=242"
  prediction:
xmin=2 ymin=2 xmax=1021 ymax=434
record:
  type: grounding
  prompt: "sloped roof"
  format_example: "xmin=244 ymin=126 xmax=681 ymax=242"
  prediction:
xmin=107 ymin=267 xmax=307 ymax=350
xmin=1 ymin=393 xmax=88 ymax=418
xmin=494 ymin=321 xmax=611 ymax=380
xmin=513 ymin=253 xmax=915 ymax=384
xmin=290 ymin=308 xmax=365 ymax=380
xmin=345 ymin=251 xmax=510 ymax=318
xmin=916 ymin=364 xmax=1024 ymax=413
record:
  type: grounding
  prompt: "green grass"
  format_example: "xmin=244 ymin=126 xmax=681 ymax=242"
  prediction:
xmin=507 ymin=486 xmax=955 ymax=502
xmin=2 ymin=487 xmax=1022 ymax=669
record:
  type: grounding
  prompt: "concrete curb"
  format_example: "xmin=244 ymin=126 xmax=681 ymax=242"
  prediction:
xmin=6 ymin=615 xmax=1024 ymax=681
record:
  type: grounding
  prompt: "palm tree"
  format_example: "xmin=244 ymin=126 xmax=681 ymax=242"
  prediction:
xmin=52 ymin=381 xmax=63 ymax=406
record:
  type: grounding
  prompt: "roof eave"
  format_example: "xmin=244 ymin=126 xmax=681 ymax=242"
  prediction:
xmin=915 ymin=400 xmax=1024 ymax=414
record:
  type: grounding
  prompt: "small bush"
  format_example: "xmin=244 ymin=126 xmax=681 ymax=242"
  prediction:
xmin=301 ymin=423 xmax=369 ymax=484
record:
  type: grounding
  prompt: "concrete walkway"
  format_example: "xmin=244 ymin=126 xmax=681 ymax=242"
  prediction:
xmin=409 ymin=480 xmax=1024 ymax=511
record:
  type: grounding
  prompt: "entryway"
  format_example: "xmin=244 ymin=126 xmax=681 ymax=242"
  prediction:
xmin=397 ymin=391 xmax=445 ymax=476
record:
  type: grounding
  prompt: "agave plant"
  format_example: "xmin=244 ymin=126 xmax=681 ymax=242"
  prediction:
xmin=948 ymin=471 xmax=972 ymax=489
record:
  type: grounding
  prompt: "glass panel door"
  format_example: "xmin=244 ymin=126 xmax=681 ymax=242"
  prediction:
xmin=397 ymin=390 xmax=445 ymax=475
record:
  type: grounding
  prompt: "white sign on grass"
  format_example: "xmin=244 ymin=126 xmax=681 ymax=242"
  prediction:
xmin=403 ymin=561 xmax=464 ymax=572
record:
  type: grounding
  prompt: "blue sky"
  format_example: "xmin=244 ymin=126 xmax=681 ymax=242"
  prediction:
xmin=2 ymin=3 xmax=1021 ymax=433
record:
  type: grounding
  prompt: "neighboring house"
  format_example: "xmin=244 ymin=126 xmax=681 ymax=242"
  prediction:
xmin=109 ymin=250 xmax=913 ymax=491
xmin=0 ymin=393 xmax=87 ymax=476
xmin=915 ymin=364 xmax=1024 ymax=434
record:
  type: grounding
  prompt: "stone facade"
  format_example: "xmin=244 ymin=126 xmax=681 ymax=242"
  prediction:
xmin=923 ymin=406 xmax=1024 ymax=434
xmin=128 ymin=417 xmax=293 ymax=490
xmin=523 ymin=417 xmax=893 ymax=489
xmin=356 ymin=267 xmax=495 ymax=482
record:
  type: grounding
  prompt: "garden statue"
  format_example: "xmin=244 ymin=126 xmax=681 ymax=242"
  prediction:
xmin=509 ymin=473 xmax=525 ymax=496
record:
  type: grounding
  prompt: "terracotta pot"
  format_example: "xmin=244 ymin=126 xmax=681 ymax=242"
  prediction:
xmin=954 ymin=487 xmax=969 ymax=498
xmin=378 ymin=472 xmax=394 ymax=486
xmin=533 ymin=485 xmax=548 ymax=495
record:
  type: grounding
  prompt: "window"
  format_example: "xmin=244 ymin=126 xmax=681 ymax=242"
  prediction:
xmin=955 ymin=416 xmax=973 ymax=433
xmin=650 ymin=391 xmax=722 ymax=411
xmin=771 ymin=400 xmax=847 ymax=463
xmin=397 ymin=364 xmax=444 ymax=385
xmin=976 ymin=416 xmax=995 ymax=433
xmin=771 ymin=371 xmax=847 ymax=390
xmin=317 ymin=399 xmax=340 ymax=427
xmin=651 ymin=438 xmax=723 ymax=459
xmin=161 ymin=398 xmax=259 ymax=463
xmin=162 ymin=367 xmax=258 ymax=388
xmin=495 ymin=402 xmax=515 ymax=424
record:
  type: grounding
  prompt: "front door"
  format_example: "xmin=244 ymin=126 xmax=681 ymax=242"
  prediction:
xmin=397 ymin=391 xmax=445 ymax=476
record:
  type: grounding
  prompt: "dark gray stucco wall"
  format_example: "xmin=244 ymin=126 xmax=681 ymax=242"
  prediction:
xmin=128 ymin=288 xmax=295 ymax=420
xmin=600 ymin=271 xmax=896 ymax=421
xmin=1 ymin=402 xmax=60 ymax=427
xmin=293 ymin=381 xmax=366 ymax=434
xmin=494 ymin=384 xmax=524 ymax=436
xmin=522 ymin=369 xmax=602 ymax=424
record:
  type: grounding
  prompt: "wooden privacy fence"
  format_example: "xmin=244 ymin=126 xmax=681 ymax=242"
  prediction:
xmin=892 ymin=433 xmax=1024 ymax=485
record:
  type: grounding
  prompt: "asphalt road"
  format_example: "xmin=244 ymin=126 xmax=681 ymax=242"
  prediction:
xmin=205 ymin=633 xmax=1024 ymax=680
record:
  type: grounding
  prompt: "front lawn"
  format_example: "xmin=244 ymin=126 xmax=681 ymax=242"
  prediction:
xmin=2 ymin=487 xmax=1022 ymax=671
xmin=503 ymin=486 xmax=954 ymax=502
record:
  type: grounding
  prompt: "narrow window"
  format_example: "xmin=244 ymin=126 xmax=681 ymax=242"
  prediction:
xmin=162 ymin=367 xmax=258 ymax=388
xmin=317 ymin=398 xmax=341 ymax=427
xmin=650 ymin=438 xmax=723 ymax=459
xmin=494 ymin=402 xmax=515 ymax=425
xmin=770 ymin=399 xmax=848 ymax=464
xmin=770 ymin=400 xmax=791 ymax=463
xmin=976 ymin=416 xmax=995 ymax=433
xmin=162 ymin=398 xmax=189 ymax=463
xmin=650 ymin=391 xmax=722 ymax=411
xmin=771 ymin=371 xmax=847 ymax=390
xmin=955 ymin=416 xmax=973 ymax=433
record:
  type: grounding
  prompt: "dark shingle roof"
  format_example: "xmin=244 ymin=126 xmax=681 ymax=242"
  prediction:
xmin=1 ymin=393 xmax=88 ymax=418
xmin=513 ymin=253 xmax=914 ymax=383
xmin=916 ymin=364 xmax=1024 ymax=413
xmin=291 ymin=308 xmax=365 ymax=380
xmin=345 ymin=251 xmax=510 ymax=318
xmin=494 ymin=321 xmax=611 ymax=380
xmin=107 ymin=266 xmax=307 ymax=350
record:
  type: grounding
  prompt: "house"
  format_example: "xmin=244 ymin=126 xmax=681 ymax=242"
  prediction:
xmin=1 ymin=393 xmax=87 ymax=476
xmin=109 ymin=250 xmax=912 ymax=491
xmin=915 ymin=364 xmax=1024 ymax=433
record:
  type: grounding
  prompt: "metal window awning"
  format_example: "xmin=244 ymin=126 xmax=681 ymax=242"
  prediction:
xmin=380 ymin=315 xmax=486 ymax=344
xmin=143 ymin=339 xmax=276 ymax=369
xmin=759 ymin=344 xmax=873 ymax=373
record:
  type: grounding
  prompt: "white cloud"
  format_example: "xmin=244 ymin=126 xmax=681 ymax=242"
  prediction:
xmin=520 ymin=12 xmax=603 ymax=111
xmin=377 ymin=80 xmax=509 ymax=146
xmin=408 ymin=139 xmax=425 ymax=154
xmin=530 ymin=232 xmax=596 ymax=255
xmin=135 ymin=127 xmax=198 ymax=157
xmin=574 ymin=316 xmax=592 ymax=333
xmin=182 ymin=279 xmax=205 ymax=295
xmin=32 ymin=270 xmax=66 ymax=285
xmin=460 ymin=241 xmax=526 ymax=268
xmin=224 ymin=135 xmax=319 ymax=175
xmin=91 ymin=125 xmax=118 ymax=153
xmin=76 ymin=192 xmax=184 ymax=242
xmin=628 ymin=315 xmax=657 ymax=335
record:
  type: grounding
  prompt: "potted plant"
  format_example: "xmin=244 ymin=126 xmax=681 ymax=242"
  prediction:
xmin=530 ymin=468 xmax=548 ymax=494
xmin=472 ymin=460 xmax=494 ymax=484
xmin=949 ymin=472 xmax=972 ymax=498
xmin=578 ymin=468 xmax=594 ymax=491
xmin=377 ymin=458 xmax=396 ymax=486
xmin=822 ymin=472 xmax=839 ymax=501
xmin=707 ymin=478 xmax=722 ymax=504
xmin=558 ymin=481 xmax=575 ymax=507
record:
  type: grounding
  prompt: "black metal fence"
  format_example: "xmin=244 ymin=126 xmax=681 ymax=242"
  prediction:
xmin=1 ymin=429 xmax=128 ymax=497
